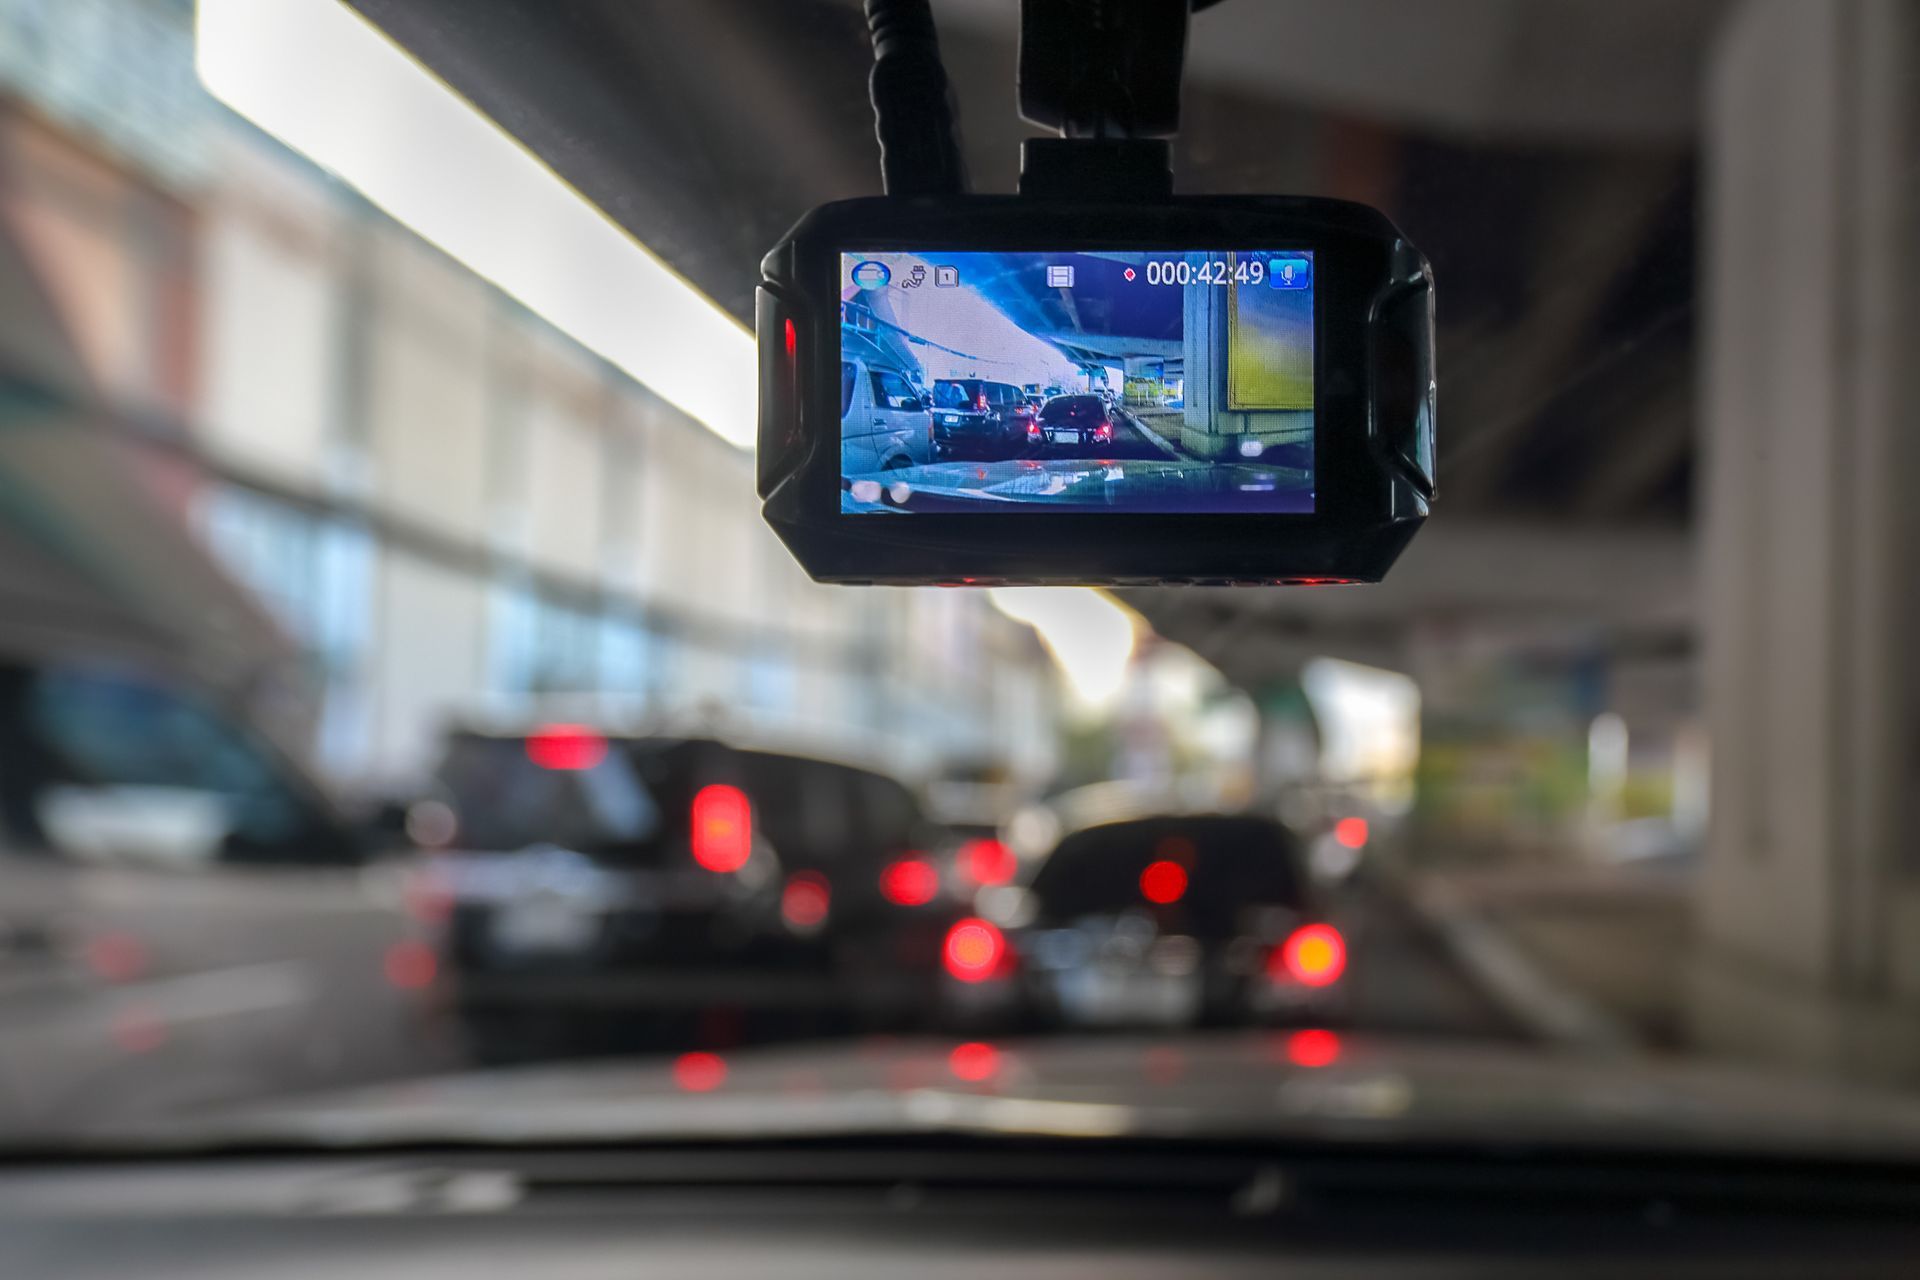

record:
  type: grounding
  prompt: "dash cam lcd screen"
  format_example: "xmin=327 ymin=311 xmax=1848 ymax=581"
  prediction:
xmin=838 ymin=250 xmax=1314 ymax=513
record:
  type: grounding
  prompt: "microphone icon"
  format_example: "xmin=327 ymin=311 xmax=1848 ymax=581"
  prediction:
xmin=1270 ymin=258 xmax=1308 ymax=289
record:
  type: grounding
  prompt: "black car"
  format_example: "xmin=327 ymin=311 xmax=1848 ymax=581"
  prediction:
xmin=1037 ymin=394 xmax=1116 ymax=449
xmin=428 ymin=729 xmax=962 ymax=1052
xmin=930 ymin=378 xmax=1037 ymax=459
xmin=943 ymin=813 xmax=1345 ymax=1030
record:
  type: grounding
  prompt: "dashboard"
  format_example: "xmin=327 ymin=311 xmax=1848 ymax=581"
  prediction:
xmin=3 ymin=1139 xmax=1918 ymax=1278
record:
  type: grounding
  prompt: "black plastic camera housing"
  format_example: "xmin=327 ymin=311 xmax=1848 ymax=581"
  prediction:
xmin=757 ymin=194 xmax=1433 ymax=586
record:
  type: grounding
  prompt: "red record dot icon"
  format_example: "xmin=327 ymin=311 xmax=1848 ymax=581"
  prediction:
xmin=1123 ymin=267 xmax=1137 ymax=281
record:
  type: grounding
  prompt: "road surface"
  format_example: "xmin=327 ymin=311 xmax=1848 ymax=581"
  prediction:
xmin=0 ymin=863 xmax=1530 ymax=1132
xmin=847 ymin=404 xmax=1314 ymax=512
xmin=1327 ymin=870 xmax=1531 ymax=1042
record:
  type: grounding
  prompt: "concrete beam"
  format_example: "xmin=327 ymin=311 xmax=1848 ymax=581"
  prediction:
xmin=924 ymin=0 xmax=1732 ymax=143
xmin=1120 ymin=518 xmax=1693 ymax=685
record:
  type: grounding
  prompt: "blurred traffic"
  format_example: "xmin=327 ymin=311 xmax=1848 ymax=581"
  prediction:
xmin=0 ymin=626 xmax=1442 ymax=1130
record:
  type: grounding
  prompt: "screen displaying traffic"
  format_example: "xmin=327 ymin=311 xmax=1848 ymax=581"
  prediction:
xmin=839 ymin=250 xmax=1315 ymax=513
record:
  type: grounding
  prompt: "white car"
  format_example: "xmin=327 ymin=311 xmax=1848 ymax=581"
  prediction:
xmin=840 ymin=330 xmax=934 ymax=476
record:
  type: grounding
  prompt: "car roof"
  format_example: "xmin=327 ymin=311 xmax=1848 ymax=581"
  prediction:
xmin=444 ymin=725 xmax=917 ymax=788
xmin=1053 ymin=810 xmax=1293 ymax=843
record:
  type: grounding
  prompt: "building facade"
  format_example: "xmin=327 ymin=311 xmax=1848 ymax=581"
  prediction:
xmin=0 ymin=0 xmax=1059 ymax=792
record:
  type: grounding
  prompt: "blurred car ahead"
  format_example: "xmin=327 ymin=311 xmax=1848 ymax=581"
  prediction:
xmin=943 ymin=813 xmax=1346 ymax=1031
xmin=1037 ymin=394 xmax=1117 ymax=448
xmin=424 ymin=727 xmax=969 ymax=1054
xmin=0 ymin=654 xmax=446 ymax=1131
xmin=1019 ymin=382 xmax=1065 ymax=412
xmin=930 ymin=378 xmax=1037 ymax=459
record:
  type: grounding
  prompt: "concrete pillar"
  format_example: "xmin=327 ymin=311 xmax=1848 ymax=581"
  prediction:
xmin=1178 ymin=255 xmax=1314 ymax=460
xmin=1691 ymin=0 xmax=1920 ymax=1079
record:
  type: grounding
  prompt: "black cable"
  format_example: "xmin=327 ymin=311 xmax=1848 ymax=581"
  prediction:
xmin=863 ymin=0 xmax=968 ymax=196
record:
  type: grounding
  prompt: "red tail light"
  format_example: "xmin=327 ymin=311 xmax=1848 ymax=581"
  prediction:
xmin=948 ymin=1041 xmax=1001 ymax=1082
xmin=1139 ymin=859 xmax=1188 ymax=905
xmin=525 ymin=724 xmax=607 ymax=770
xmin=781 ymin=872 xmax=831 ymax=929
xmin=1285 ymin=1028 xmax=1342 ymax=1068
xmin=1027 ymin=420 xmax=1042 ymax=438
xmin=85 ymin=933 xmax=149 ymax=983
xmin=1274 ymin=924 xmax=1347 ymax=987
xmin=943 ymin=917 xmax=1006 ymax=983
xmin=672 ymin=1051 xmax=727 ymax=1093
xmin=960 ymin=838 xmax=1017 ymax=887
xmin=690 ymin=784 xmax=752 ymax=872
xmin=382 ymin=940 xmax=439 ymax=990
xmin=878 ymin=857 xmax=939 ymax=907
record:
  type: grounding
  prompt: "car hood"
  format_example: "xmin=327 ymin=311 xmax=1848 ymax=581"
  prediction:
xmin=97 ymin=1032 xmax=1920 ymax=1162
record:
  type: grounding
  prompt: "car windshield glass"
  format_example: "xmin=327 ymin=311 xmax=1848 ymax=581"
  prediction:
xmin=2 ymin=0 xmax=1915 ymax=1177
xmin=1040 ymin=397 xmax=1100 ymax=420
xmin=437 ymin=735 xmax=663 ymax=855
xmin=1031 ymin=817 xmax=1305 ymax=931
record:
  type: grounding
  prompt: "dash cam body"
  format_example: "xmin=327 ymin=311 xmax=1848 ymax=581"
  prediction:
xmin=757 ymin=194 xmax=1433 ymax=586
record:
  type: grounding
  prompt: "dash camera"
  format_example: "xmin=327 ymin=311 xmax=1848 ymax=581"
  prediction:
xmin=757 ymin=194 xmax=1433 ymax=585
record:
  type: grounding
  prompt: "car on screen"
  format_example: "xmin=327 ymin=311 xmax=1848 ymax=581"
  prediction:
xmin=1020 ymin=382 xmax=1065 ymax=411
xmin=1037 ymin=394 xmax=1116 ymax=448
xmin=941 ymin=812 xmax=1345 ymax=1031
xmin=424 ymin=727 xmax=966 ymax=1055
xmin=930 ymin=378 xmax=1037 ymax=459
xmin=840 ymin=330 xmax=934 ymax=476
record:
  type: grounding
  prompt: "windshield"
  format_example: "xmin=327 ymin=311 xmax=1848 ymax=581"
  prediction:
xmin=1 ymin=0 xmax=1915 ymax=1170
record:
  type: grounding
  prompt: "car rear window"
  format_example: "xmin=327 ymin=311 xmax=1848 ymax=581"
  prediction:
xmin=933 ymin=380 xmax=977 ymax=408
xmin=1041 ymin=396 xmax=1101 ymax=420
xmin=849 ymin=769 xmax=924 ymax=850
xmin=732 ymin=754 xmax=922 ymax=865
xmin=1030 ymin=816 xmax=1306 ymax=935
xmin=631 ymin=744 xmax=858 ymax=867
xmin=439 ymin=737 xmax=924 ymax=873
xmin=438 ymin=734 xmax=662 ymax=858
